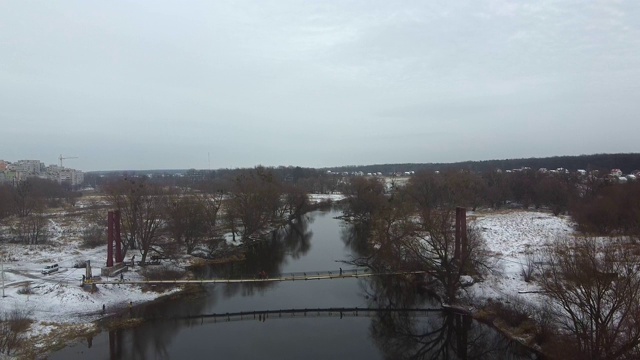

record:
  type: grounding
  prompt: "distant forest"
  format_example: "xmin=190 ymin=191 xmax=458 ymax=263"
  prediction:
xmin=327 ymin=153 xmax=640 ymax=174
xmin=86 ymin=153 xmax=640 ymax=182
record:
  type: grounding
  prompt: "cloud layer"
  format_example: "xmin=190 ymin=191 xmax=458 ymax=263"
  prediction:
xmin=1 ymin=1 xmax=639 ymax=170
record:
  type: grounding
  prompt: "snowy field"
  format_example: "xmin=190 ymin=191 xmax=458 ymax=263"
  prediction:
xmin=0 ymin=203 xmax=182 ymax=355
xmin=467 ymin=210 xmax=574 ymax=306
xmin=308 ymin=193 xmax=345 ymax=203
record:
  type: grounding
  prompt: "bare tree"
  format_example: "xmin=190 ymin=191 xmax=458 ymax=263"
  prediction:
xmin=402 ymin=209 xmax=489 ymax=303
xmin=12 ymin=181 xmax=39 ymax=218
xmin=281 ymin=185 xmax=310 ymax=221
xmin=342 ymin=176 xmax=387 ymax=224
xmin=10 ymin=210 xmax=50 ymax=245
xmin=0 ymin=309 xmax=32 ymax=357
xmin=105 ymin=178 xmax=169 ymax=265
xmin=536 ymin=176 xmax=571 ymax=216
xmin=0 ymin=185 xmax=13 ymax=220
xmin=521 ymin=250 xmax=536 ymax=283
xmin=538 ymin=236 xmax=640 ymax=360
xmin=226 ymin=167 xmax=283 ymax=242
xmin=342 ymin=176 xmax=490 ymax=303
xmin=165 ymin=190 xmax=224 ymax=254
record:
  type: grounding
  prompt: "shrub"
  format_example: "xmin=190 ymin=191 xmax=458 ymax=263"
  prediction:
xmin=141 ymin=265 xmax=184 ymax=281
xmin=140 ymin=265 xmax=185 ymax=292
xmin=521 ymin=251 xmax=536 ymax=282
xmin=491 ymin=298 xmax=530 ymax=328
xmin=81 ymin=226 xmax=105 ymax=249
xmin=16 ymin=285 xmax=34 ymax=295
xmin=0 ymin=308 xmax=32 ymax=356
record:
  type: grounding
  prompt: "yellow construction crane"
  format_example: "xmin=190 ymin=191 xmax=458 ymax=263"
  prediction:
xmin=59 ymin=154 xmax=78 ymax=168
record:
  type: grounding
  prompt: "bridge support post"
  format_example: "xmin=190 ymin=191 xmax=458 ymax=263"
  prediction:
xmin=454 ymin=207 xmax=467 ymax=261
xmin=461 ymin=208 xmax=467 ymax=260
xmin=107 ymin=211 xmax=114 ymax=267
xmin=114 ymin=210 xmax=122 ymax=263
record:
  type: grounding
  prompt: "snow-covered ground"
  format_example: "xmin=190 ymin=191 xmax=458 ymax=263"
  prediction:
xmin=467 ymin=210 xmax=574 ymax=305
xmin=1 ymin=219 xmax=179 ymax=321
xmin=308 ymin=193 xmax=345 ymax=203
xmin=0 ymin=204 xmax=181 ymax=356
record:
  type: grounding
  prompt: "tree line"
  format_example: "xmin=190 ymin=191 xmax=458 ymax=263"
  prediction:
xmin=340 ymin=175 xmax=490 ymax=303
xmin=0 ymin=179 xmax=81 ymax=244
xmin=100 ymin=166 xmax=316 ymax=265
xmin=84 ymin=166 xmax=342 ymax=195
xmin=328 ymin=152 xmax=640 ymax=175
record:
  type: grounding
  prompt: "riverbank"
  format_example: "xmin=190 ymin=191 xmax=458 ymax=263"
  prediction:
xmin=0 ymin=202 xmax=189 ymax=358
xmin=463 ymin=209 xmax=577 ymax=359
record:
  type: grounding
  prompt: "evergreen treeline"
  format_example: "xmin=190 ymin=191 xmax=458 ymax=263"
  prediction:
xmin=327 ymin=153 xmax=640 ymax=174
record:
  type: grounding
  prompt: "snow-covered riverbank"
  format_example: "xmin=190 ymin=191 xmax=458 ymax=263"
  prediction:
xmin=467 ymin=210 xmax=574 ymax=304
xmin=0 ymin=205 xmax=184 ymax=358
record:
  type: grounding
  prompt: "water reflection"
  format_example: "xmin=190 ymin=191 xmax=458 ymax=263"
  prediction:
xmin=94 ymin=296 xmax=210 ymax=359
xmin=372 ymin=310 xmax=534 ymax=360
xmin=364 ymin=276 xmax=534 ymax=359
xmin=341 ymin=220 xmax=374 ymax=260
xmin=192 ymin=213 xmax=313 ymax=299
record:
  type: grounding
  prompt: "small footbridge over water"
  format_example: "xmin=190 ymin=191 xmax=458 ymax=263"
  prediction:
xmin=90 ymin=268 xmax=428 ymax=285
xmin=175 ymin=307 xmax=447 ymax=324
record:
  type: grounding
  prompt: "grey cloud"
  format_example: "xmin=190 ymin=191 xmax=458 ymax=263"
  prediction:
xmin=1 ymin=1 xmax=639 ymax=170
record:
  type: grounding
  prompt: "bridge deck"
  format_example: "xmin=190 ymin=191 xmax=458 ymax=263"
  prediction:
xmin=179 ymin=307 xmax=443 ymax=323
xmin=90 ymin=270 xmax=427 ymax=285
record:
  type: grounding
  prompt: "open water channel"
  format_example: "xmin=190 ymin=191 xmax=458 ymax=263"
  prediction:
xmin=52 ymin=209 xmax=537 ymax=359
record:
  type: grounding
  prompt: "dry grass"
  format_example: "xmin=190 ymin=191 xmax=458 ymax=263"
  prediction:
xmin=18 ymin=322 xmax=100 ymax=359
xmin=473 ymin=298 xmax=542 ymax=347
xmin=0 ymin=308 xmax=33 ymax=357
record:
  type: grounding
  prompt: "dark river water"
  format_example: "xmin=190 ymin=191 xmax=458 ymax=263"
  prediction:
xmin=51 ymin=210 xmax=537 ymax=359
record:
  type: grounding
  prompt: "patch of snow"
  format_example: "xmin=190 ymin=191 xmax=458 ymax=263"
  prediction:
xmin=460 ymin=275 xmax=474 ymax=287
xmin=308 ymin=194 xmax=345 ymax=204
xmin=465 ymin=210 xmax=574 ymax=306
xmin=0 ymin=206 xmax=184 ymax=348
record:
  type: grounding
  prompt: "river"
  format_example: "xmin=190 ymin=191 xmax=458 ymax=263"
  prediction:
xmin=51 ymin=209 xmax=537 ymax=359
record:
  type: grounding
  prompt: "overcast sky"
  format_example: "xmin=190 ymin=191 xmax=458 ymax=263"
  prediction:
xmin=1 ymin=1 xmax=639 ymax=171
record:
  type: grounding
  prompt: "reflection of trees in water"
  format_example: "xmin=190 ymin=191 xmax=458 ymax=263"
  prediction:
xmin=364 ymin=275 xmax=533 ymax=360
xmin=341 ymin=220 xmax=374 ymax=261
xmin=195 ymin=214 xmax=313 ymax=299
xmin=281 ymin=214 xmax=313 ymax=259
xmin=372 ymin=311 xmax=534 ymax=360
xmin=103 ymin=295 xmax=210 ymax=359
